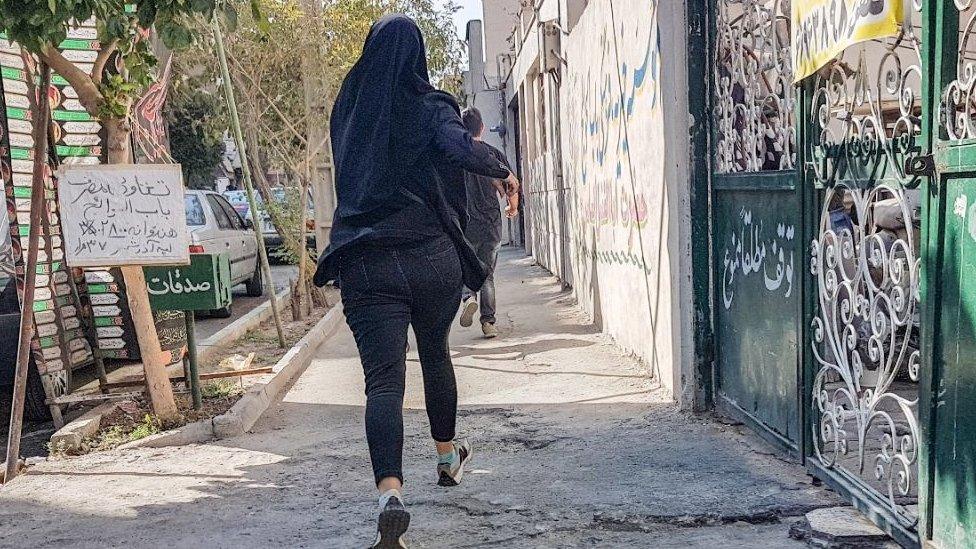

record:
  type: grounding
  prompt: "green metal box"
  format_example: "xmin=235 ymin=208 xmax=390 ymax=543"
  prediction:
xmin=145 ymin=253 xmax=232 ymax=312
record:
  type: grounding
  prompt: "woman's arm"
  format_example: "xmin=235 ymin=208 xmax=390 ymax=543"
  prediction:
xmin=433 ymin=116 xmax=511 ymax=180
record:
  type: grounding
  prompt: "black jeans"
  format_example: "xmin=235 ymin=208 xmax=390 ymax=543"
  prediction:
xmin=338 ymin=235 xmax=462 ymax=486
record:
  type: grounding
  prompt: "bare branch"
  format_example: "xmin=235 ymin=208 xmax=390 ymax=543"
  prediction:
xmin=90 ymin=39 xmax=119 ymax=83
xmin=38 ymin=45 xmax=102 ymax=114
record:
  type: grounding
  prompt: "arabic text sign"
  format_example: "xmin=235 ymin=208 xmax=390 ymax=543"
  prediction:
xmin=145 ymin=253 xmax=231 ymax=311
xmin=58 ymin=164 xmax=189 ymax=267
xmin=792 ymin=0 xmax=904 ymax=82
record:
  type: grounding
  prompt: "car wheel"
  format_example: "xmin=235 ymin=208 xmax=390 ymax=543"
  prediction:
xmin=210 ymin=303 xmax=233 ymax=318
xmin=25 ymin=362 xmax=52 ymax=423
xmin=245 ymin=263 xmax=264 ymax=297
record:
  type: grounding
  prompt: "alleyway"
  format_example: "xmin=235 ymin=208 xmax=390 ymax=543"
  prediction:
xmin=0 ymin=249 xmax=842 ymax=548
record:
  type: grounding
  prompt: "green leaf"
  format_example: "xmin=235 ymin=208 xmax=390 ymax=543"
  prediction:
xmin=250 ymin=0 xmax=270 ymax=35
xmin=136 ymin=2 xmax=158 ymax=26
xmin=47 ymin=0 xmax=56 ymax=14
xmin=190 ymin=0 xmax=215 ymax=14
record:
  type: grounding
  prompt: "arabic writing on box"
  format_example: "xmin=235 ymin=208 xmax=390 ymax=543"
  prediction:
xmin=147 ymin=269 xmax=212 ymax=296
xmin=58 ymin=165 xmax=189 ymax=266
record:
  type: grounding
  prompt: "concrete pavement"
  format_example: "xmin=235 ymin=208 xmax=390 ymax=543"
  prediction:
xmin=0 ymin=248 xmax=843 ymax=548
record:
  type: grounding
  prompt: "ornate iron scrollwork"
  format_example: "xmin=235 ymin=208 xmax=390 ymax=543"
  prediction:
xmin=809 ymin=1 xmax=923 ymax=529
xmin=713 ymin=0 xmax=796 ymax=174
xmin=942 ymin=1 xmax=976 ymax=140
xmin=808 ymin=2 xmax=924 ymax=187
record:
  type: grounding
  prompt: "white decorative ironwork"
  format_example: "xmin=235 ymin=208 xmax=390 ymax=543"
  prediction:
xmin=943 ymin=0 xmax=976 ymax=140
xmin=714 ymin=0 xmax=796 ymax=174
xmin=811 ymin=184 xmax=921 ymax=528
xmin=809 ymin=1 xmax=924 ymax=186
xmin=809 ymin=2 xmax=923 ymax=530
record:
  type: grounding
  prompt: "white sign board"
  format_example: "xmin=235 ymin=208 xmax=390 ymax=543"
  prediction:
xmin=58 ymin=164 xmax=189 ymax=267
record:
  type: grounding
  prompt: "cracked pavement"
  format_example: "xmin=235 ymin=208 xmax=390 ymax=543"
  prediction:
xmin=0 ymin=249 xmax=843 ymax=547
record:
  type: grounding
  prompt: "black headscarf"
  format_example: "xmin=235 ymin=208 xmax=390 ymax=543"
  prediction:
xmin=329 ymin=14 xmax=441 ymax=222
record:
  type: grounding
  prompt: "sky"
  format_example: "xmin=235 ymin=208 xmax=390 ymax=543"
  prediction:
xmin=444 ymin=0 xmax=483 ymax=39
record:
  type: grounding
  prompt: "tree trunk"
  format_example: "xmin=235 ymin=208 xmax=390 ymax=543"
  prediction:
xmin=104 ymin=116 xmax=179 ymax=423
xmin=104 ymin=117 xmax=133 ymax=165
xmin=300 ymin=0 xmax=334 ymax=258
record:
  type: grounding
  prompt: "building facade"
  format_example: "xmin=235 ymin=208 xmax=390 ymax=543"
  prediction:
xmin=474 ymin=1 xmax=976 ymax=546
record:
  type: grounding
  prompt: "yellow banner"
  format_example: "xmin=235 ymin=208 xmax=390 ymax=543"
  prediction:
xmin=791 ymin=0 xmax=904 ymax=82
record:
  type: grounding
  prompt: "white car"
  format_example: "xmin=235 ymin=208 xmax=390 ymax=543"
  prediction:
xmin=185 ymin=190 xmax=263 ymax=317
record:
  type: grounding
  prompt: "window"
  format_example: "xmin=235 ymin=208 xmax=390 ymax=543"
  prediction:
xmin=206 ymin=194 xmax=233 ymax=230
xmin=215 ymin=195 xmax=245 ymax=230
xmin=185 ymin=195 xmax=207 ymax=226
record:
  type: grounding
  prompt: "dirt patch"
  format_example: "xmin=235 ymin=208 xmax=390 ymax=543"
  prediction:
xmin=200 ymin=293 xmax=336 ymax=374
xmin=52 ymin=288 xmax=339 ymax=457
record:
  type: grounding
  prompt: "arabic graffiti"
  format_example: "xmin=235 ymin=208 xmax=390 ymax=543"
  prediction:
xmin=564 ymin=0 xmax=660 ymax=231
xmin=721 ymin=207 xmax=796 ymax=309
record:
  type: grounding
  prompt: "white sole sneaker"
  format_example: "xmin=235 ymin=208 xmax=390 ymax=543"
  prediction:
xmin=437 ymin=439 xmax=473 ymax=486
xmin=459 ymin=300 xmax=478 ymax=328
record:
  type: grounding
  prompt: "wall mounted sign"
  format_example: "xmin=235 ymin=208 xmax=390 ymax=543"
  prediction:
xmin=792 ymin=0 xmax=904 ymax=82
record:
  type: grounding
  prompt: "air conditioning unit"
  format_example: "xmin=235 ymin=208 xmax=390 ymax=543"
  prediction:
xmin=541 ymin=21 xmax=561 ymax=74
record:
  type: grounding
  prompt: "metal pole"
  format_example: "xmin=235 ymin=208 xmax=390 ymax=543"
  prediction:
xmin=184 ymin=311 xmax=202 ymax=410
xmin=212 ymin=17 xmax=286 ymax=348
xmin=5 ymin=64 xmax=51 ymax=483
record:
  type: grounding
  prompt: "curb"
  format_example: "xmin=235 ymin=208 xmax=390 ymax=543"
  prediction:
xmin=196 ymin=288 xmax=291 ymax=364
xmin=122 ymin=303 xmax=344 ymax=449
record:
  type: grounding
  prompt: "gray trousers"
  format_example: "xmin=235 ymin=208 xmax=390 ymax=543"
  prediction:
xmin=463 ymin=238 xmax=500 ymax=324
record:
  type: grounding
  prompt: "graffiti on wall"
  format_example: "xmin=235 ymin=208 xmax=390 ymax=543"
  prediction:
xmin=721 ymin=207 xmax=796 ymax=309
xmin=565 ymin=0 xmax=660 ymax=233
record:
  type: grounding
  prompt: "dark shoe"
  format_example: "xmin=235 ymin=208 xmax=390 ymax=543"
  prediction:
xmin=437 ymin=439 xmax=473 ymax=487
xmin=372 ymin=491 xmax=410 ymax=548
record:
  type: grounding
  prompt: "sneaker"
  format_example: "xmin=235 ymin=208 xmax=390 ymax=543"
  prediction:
xmin=437 ymin=439 xmax=473 ymax=487
xmin=372 ymin=490 xmax=410 ymax=548
xmin=481 ymin=322 xmax=499 ymax=339
xmin=459 ymin=298 xmax=479 ymax=328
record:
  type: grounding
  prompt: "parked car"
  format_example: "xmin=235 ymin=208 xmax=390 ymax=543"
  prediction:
xmin=0 ymin=207 xmax=50 ymax=421
xmin=224 ymin=187 xmax=316 ymax=257
xmin=222 ymin=189 xmax=251 ymax=219
xmin=185 ymin=189 xmax=264 ymax=317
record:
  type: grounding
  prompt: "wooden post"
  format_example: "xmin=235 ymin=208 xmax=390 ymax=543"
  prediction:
xmin=4 ymin=65 xmax=50 ymax=483
xmin=120 ymin=265 xmax=179 ymax=422
xmin=184 ymin=311 xmax=202 ymax=410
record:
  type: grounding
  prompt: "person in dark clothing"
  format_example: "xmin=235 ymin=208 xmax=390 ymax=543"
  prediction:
xmin=312 ymin=15 xmax=519 ymax=549
xmin=457 ymin=107 xmax=516 ymax=338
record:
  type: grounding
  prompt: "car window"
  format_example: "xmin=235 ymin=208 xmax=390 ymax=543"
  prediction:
xmin=214 ymin=195 xmax=245 ymax=230
xmin=185 ymin=195 xmax=206 ymax=226
xmin=223 ymin=191 xmax=248 ymax=205
xmin=206 ymin=194 xmax=233 ymax=230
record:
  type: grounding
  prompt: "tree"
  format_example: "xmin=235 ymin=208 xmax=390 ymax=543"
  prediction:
xmin=181 ymin=0 xmax=464 ymax=319
xmin=168 ymin=87 xmax=227 ymax=189
xmin=0 ymin=0 xmax=242 ymax=163
xmin=0 ymin=0 xmax=244 ymax=421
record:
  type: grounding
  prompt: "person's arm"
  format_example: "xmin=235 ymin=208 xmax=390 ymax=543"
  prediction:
xmin=433 ymin=116 xmax=511 ymax=180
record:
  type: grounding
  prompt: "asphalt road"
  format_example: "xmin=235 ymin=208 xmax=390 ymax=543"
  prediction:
xmin=194 ymin=264 xmax=298 ymax=340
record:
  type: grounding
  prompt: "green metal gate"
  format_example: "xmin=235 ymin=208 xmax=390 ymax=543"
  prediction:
xmin=710 ymin=0 xmax=805 ymax=453
xmin=925 ymin=3 xmax=976 ymax=547
xmin=705 ymin=2 xmax=976 ymax=545
xmin=802 ymin=2 xmax=927 ymax=545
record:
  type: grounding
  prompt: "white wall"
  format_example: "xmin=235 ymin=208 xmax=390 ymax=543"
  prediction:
xmin=521 ymin=0 xmax=695 ymax=404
